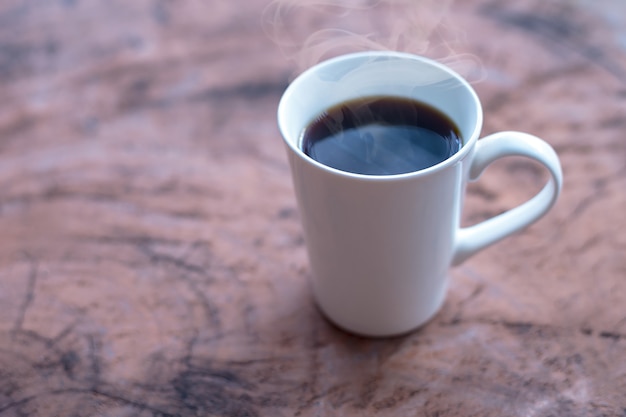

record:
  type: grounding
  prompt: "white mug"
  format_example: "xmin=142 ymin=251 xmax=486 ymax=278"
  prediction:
xmin=277 ymin=51 xmax=563 ymax=337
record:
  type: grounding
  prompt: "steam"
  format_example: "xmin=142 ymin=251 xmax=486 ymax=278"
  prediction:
xmin=262 ymin=0 xmax=482 ymax=78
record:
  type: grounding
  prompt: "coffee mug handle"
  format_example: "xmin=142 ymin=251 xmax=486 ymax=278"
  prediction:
xmin=452 ymin=131 xmax=563 ymax=266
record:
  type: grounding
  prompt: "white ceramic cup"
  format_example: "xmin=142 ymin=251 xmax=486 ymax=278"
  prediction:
xmin=277 ymin=51 xmax=563 ymax=337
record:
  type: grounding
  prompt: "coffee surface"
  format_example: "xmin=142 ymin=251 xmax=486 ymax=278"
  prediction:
xmin=301 ymin=96 xmax=462 ymax=175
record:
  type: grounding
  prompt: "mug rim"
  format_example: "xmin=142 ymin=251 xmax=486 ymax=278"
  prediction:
xmin=277 ymin=50 xmax=484 ymax=181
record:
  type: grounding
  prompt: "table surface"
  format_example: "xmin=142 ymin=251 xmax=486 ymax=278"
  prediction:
xmin=1 ymin=0 xmax=625 ymax=416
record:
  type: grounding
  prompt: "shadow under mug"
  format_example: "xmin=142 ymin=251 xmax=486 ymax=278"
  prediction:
xmin=278 ymin=51 xmax=563 ymax=337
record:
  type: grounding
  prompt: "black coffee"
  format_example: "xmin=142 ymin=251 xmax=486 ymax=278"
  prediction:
xmin=301 ymin=96 xmax=462 ymax=175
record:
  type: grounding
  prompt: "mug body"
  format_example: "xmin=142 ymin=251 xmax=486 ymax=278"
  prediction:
xmin=278 ymin=51 xmax=483 ymax=336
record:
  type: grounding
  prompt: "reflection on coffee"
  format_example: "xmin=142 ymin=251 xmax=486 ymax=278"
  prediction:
xmin=301 ymin=96 xmax=462 ymax=175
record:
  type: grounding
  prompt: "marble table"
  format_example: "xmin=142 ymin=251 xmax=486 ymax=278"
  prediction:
xmin=0 ymin=0 xmax=625 ymax=415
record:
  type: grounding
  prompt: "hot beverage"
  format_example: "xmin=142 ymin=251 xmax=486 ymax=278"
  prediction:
xmin=301 ymin=96 xmax=462 ymax=175
xmin=278 ymin=52 xmax=562 ymax=336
